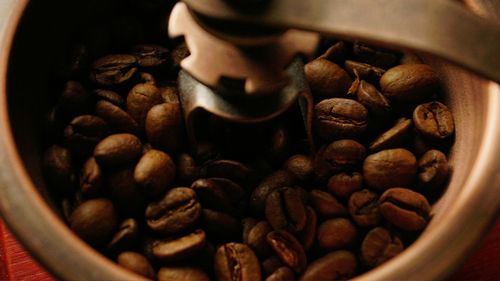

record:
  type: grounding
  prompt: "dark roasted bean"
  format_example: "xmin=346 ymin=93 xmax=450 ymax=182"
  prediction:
xmin=379 ymin=187 xmax=431 ymax=231
xmin=267 ymin=230 xmax=307 ymax=273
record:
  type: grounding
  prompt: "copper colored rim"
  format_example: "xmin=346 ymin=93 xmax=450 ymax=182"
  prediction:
xmin=0 ymin=1 xmax=499 ymax=281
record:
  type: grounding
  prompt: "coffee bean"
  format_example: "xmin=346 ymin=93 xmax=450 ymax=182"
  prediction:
xmin=108 ymin=168 xmax=147 ymax=217
xmin=418 ymin=149 xmax=450 ymax=189
xmin=134 ymin=149 xmax=176 ymax=197
xmin=91 ymin=54 xmax=138 ymax=86
xmin=117 ymin=251 xmax=155 ymax=279
xmin=283 ymin=154 xmax=314 ymax=182
xmin=153 ymin=229 xmax=206 ymax=262
xmin=139 ymin=72 xmax=156 ymax=85
xmin=379 ymin=187 xmax=431 ymax=231
xmin=265 ymin=187 xmax=307 ymax=232
xmin=177 ymin=153 xmax=200 ymax=184
xmin=59 ymin=80 xmax=92 ymax=118
xmin=158 ymin=266 xmax=210 ymax=281
xmin=107 ymin=218 xmax=139 ymax=252
xmin=247 ymin=221 xmax=273 ymax=257
xmin=201 ymin=159 xmax=253 ymax=186
xmin=250 ymin=170 xmax=296 ymax=214
xmin=43 ymin=145 xmax=75 ymax=193
xmin=64 ymin=115 xmax=109 ymax=158
xmin=266 ymin=267 xmax=295 ymax=281
xmin=400 ymin=52 xmax=424 ymax=65
xmin=360 ymin=227 xmax=404 ymax=268
xmin=160 ymin=85 xmax=180 ymax=103
xmin=132 ymin=44 xmax=169 ymax=68
xmin=314 ymin=98 xmax=368 ymax=141
xmin=145 ymin=103 xmax=184 ymax=153
xmin=267 ymin=230 xmax=307 ymax=273
xmin=191 ymin=178 xmax=245 ymax=214
xmin=413 ymin=101 xmax=455 ymax=141
xmin=242 ymin=218 xmax=259 ymax=244
xmin=145 ymin=187 xmax=201 ymax=235
xmin=79 ymin=157 xmax=102 ymax=195
xmin=94 ymin=89 xmax=125 ymax=108
xmin=353 ymin=42 xmax=399 ymax=69
xmin=262 ymin=256 xmax=284 ymax=277
xmin=310 ymin=189 xmax=347 ymax=218
xmin=322 ymin=139 xmax=366 ymax=172
xmin=380 ymin=64 xmax=440 ymax=104
xmin=356 ymin=80 xmax=392 ymax=116
xmin=318 ymin=41 xmax=347 ymax=64
xmin=214 ymin=243 xmax=262 ymax=281
xmin=94 ymin=133 xmax=142 ymax=166
xmin=201 ymin=209 xmax=241 ymax=240
xmin=70 ymin=198 xmax=117 ymax=246
xmin=327 ymin=172 xmax=363 ymax=199
xmin=348 ymin=189 xmax=381 ymax=227
xmin=266 ymin=125 xmax=291 ymax=166
xmin=344 ymin=60 xmax=386 ymax=82
xmin=317 ymin=218 xmax=357 ymax=250
xmin=305 ymin=59 xmax=352 ymax=99
xmin=363 ymin=148 xmax=417 ymax=191
xmin=127 ymin=83 xmax=163 ymax=127
xmin=95 ymin=100 xmax=140 ymax=135
xmin=298 ymin=206 xmax=317 ymax=251
xmin=369 ymin=118 xmax=413 ymax=152
xmin=300 ymin=251 xmax=357 ymax=281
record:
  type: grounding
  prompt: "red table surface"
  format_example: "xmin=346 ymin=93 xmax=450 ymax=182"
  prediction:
xmin=0 ymin=220 xmax=499 ymax=281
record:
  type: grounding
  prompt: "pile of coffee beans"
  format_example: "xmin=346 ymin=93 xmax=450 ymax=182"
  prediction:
xmin=41 ymin=7 xmax=454 ymax=281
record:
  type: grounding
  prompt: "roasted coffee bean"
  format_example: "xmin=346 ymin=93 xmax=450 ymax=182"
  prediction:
xmin=59 ymin=80 xmax=92 ymax=117
xmin=201 ymin=209 xmax=241 ymax=239
xmin=153 ymin=229 xmax=206 ymax=262
xmin=250 ymin=170 xmax=296 ymax=214
xmin=95 ymin=100 xmax=140 ymax=135
xmin=262 ymin=256 xmax=285 ymax=277
xmin=145 ymin=102 xmax=183 ymax=152
xmin=243 ymin=217 xmax=259 ymax=244
xmin=314 ymin=98 xmax=368 ymax=141
xmin=94 ymin=89 xmax=125 ymax=108
xmin=327 ymin=172 xmax=363 ymax=199
xmin=305 ymin=59 xmax=352 ymax=99
xmin=266 ymin=267 xmax=295 ymax=281
xmin=191 ymin=178 xmax=245 ymax=214
xmin=300 ymin=251 xmax=357 ymax=281
xmin=64 ymin=115 xmax=109 ymax=157
xmin=379 ymin=188 xmax=431 ymax=231
xmin=201 ymin=159 xmax=253 ymax=186
xmin=127 ymin=83 xmax=163 ymax=127
xmin=363 ymin=148 xmax=417 ymax=191
xmin=94 ymin=133 xmax=142 ymax=166
xmin=318 ymin=41 xmax=347 ymax=64
xmin=132 ymin=44 xmax=169 ymax=68
xmin=353 ymin=42 xmax=399 ymax=69
xmin=214 ymin=243 xmax=262 ymax=281
xmin=310 ymin=189 xmax=347 ymax=217
xmin=160 ymin=85 xmax=180 ymax=103
xmin=267 ymin=230 xmax=307 ymax=273
xmin=247 ymin=221 xmax=273 ymax=257
xmin=266 ymin=124 xmax=291 ymax=166
xmin=356 ymin=80 xmax=392 ymax=116
xmin=107 ymin=218 xmax=139 ymax=252
xmin=317 ymin=218 xmax=357 ymax=250
xmin=158 ymin=266 xmax=210 ymax=281
xmin=79 ymin=157 xmax=102 ymax=195
xmin=369 ymin=118 xmax=413 ymax=152
xmin=418 ymin=149 xmax=450 ymax=189
xmin=109 ymin=168 xmax=147 ymax=217
xmin=348 ymin=189 xmax=381 ymax=227
xmin=344 ymin=60 xmax=386 ymax=82
xmin=139 ymin=72 xmax=156 ymax=85
xmin=322 ymin=139 xmax=366 ymax=172
xmin=400 ymin=52 xmax=424 ymax=65
xmin=117 ymin=251 xmax=155 ymax=279
xmin=69 ymin=198 xmax=117 ymax=246
xmin=265 ymin=187 xmax=307 ymax=232
xmin=413 ymin=101 xmax=455 ymax=141
xmin=298 ymin=206 xmax=317 ymax=251
xmin=146 ymin=187 xmax=201 ymax=235
xmin=380 ymin=64 xmax=440 ymax=104
xmin=177 ymin=153 xmax=200 ymax=184
xmin=134 ymin=149 xmax=176 ymax=197
xmin=283 ymin=154 xmax=314 ymax=182
xmin=43 ymin=145 xmax=75 ymax=192
xmin=91 ymin=54 xmax=138 ymax=86
xmin=360 ymin=227 xmax=404 ymax=268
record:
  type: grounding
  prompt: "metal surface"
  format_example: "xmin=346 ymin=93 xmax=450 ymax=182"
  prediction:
xmin=183 ymin=0 xmax=500 ymax=84
xmin=0 ymin=1 xmax=499 ymax=281
xmin=169 ymin=3 xmax=319 ymax=95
